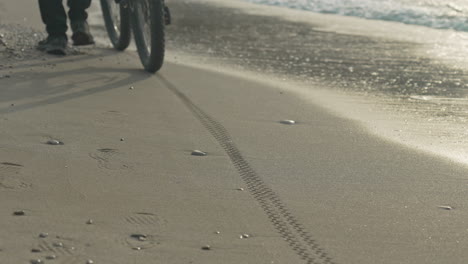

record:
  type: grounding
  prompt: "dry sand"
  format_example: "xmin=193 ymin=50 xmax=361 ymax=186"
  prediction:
xmin=1 ymin=1 xmax=468 ymax=264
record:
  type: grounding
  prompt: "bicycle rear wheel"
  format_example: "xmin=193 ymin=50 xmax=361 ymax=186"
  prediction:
xmin=131 ymin=0 xmax=165 ymax=73
xmin=100 ymin=0 xmax=131 ymax=50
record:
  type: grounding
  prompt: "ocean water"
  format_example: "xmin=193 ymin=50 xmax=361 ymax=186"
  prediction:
xmin=246 ymin=0 xmax=468 ymax=32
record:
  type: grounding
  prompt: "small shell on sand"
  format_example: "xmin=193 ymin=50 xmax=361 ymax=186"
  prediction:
xmin=39 ymin=233 xmax=49 ymax=238
xmin=46 ymin=255 xmax=56 ymax=260
xmin=191 ymin=150 xmax=207 ymax=156
xmin=132 ymin=247 xmax=142 ymax=251
xmin=86 ymin=260 xmax=94 ymax=264
xmin=280 ymin=120 xmax=296 ymax=125
xmin=236 ymin=188 xmax=244 ymax=191
xmin=201 ymin=245 xmax=211 ymax=250
xmin=30 ymin=259 xmax=42 ymax=264
xmin=86 ymin=219 xmax=94 ymax=225
xmin=240 ymin=234 xmax=250 ymax=239
xmin=215 ymin=231 xmax=221 ymax=234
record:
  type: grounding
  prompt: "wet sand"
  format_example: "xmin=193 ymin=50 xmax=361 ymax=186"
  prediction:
xmin=165 ymin=0 xmax=468 ymax=165
xmin=1 ymin=0 xmax=468 ymax=264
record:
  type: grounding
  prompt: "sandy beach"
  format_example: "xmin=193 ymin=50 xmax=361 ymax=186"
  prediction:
xmin=1 ymin=0 xmax=468 ymax=264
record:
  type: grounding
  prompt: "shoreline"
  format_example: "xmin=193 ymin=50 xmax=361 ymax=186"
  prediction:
xmin=164 ymin=0 xmax=468 ymax=167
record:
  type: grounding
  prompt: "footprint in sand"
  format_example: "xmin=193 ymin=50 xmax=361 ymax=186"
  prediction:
xmin=118 ymin=212 xmax=166 ymax=250
xmin=0 ymin=162 xmax=31 ymax=190
xmin=34 ymin=239 xmax=84 ymax=264
xmin=89 ymin=149 xmax=132 ymax=171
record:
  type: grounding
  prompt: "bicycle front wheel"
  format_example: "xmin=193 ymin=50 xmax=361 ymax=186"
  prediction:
xmin=131 ymin=0 xmax=165 ymax=73
xmin=100 ymin=0 xmax=131 ymax=50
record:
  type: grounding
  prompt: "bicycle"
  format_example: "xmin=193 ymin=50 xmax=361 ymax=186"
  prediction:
xmin=100 ymin=0 xmax=169 ymax=73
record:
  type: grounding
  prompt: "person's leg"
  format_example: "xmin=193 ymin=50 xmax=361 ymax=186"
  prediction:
xmin=67 ymin=0 xmax=91 ymax=22
xmin=38 ymin=0 xmax=68 ymax=39
xmin=67 ymin=0 xmax=94 ymax=45
xmin=38 ymin=0 xmax=68 ymax=55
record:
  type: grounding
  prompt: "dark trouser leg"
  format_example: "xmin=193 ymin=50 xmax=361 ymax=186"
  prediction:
xmin=38 ymin=0 xmax=68 ymax=38
xmin=68 ymin=0 xmax=92 ymax=22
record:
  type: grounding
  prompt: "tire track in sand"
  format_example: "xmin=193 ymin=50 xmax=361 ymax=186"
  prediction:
xmin=159 ymin=76 xmax=335 ymax=264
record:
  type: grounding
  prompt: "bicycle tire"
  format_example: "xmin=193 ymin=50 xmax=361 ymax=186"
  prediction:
xmin=100 ymin=0 xmax=131 ymax=51
xmin=131 ymin=0 xmax=165 ymax=73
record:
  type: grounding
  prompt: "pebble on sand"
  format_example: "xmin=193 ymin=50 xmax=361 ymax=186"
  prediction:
xmin=39 ymin=233 xmax=49 ymax=238
xmin=236 ymin=188 xmax=245 ymax=191
xmin=131 ymin=234 xmax=147 ymax=241
xmin=13 ymin=210 xmax=25 ymax=216
xmin=201 ymin=245 xmax=211 ymax=250
xmin=132 ymin=247 xmax=142 ymax=251
xmin=191 ymin=150 xmax=207 ymax=156
xmin=280 ymin=120 xmax=296 ymax=125
xmin=31 ymin=248 xmax=42 ymax=253
xmin=438 ymin=205 xmax=453 ymax=210
xmin=52 ymin=242 xmax=63 ymax=248
xmin=240 ymin=234 xmax=250 ymax=239
xmin=46 ymin=255 xmax=56 ymax=260
xmin=47 ymin=140 xmax=64 ymax=145
xmin=86 ymin=219 xmax=94 ymax=225
xmin=86 ymin=260 xmax=94 ymax=264
xmin=120 ymin=138 xmax=125 ymax=141
xmin=30 ymin=259 xmax=42 ymax=264
xmin=215 ymin=231 xmax=221 ymax=234
xmin=129 ymin=86 xmax=134 ymax=90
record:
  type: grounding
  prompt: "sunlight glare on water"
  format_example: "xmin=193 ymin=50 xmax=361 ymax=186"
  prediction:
xmin=246 ymin=0 xmax=468 ymax=32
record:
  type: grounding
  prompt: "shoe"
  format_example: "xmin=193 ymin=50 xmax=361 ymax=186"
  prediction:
xmin=71 ymin=21 xmax=95 ymax=46
xmin=37 ymin=36 xmax=67 ymax=55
